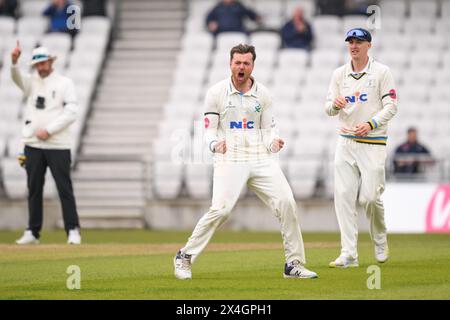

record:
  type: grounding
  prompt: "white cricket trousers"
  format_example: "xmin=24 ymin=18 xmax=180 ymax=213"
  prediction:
xmin=182 ymin=159 xmax=306 ymax=264
xmin=334 ymin=137 xmax=388 ymax=260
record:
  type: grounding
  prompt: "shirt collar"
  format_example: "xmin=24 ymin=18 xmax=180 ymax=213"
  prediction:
xmin=345 ymin=56 xmax=373 ymax=77
xmin=228 ymin=76 xmax=259 ymax=97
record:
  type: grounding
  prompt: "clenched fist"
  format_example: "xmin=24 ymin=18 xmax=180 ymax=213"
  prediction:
xmin=270 ymin=138 xmax=285 ymax=153
xmin=213 ymin=140 xmax=227 ymax=154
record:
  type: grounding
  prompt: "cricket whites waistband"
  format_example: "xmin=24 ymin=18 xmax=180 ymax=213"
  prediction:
xmin=340 ymin=135 xmax=387 ymax=145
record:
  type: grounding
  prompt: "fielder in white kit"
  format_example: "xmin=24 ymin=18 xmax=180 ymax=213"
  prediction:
xmin=174 ymin=44 xmax=317 ymax=280
xmin=325 ymin=28 xmax=398 ymax=268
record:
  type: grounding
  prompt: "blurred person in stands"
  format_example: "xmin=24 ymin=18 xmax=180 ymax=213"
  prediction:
xmin=43 ymin=0 xmax=77 ymax=36
xmin=280 ymin=6 xmax=314 ymax=50
xmin=317 ymin=0 xmax=346 ymax=16
xmin=345 ymin=0 xmax=374 ymax=15
xmin=11 ymin=42 xmax=81 ymax=245
xmin=173 ymin=44 xmax=318 ymax=280
xmin=81 ymin=0 xmax=106 ymax=17
xmin=325 ymin=28 xmax=397 ymax=268
xmin=393 ymin=127 xmax=433 ymax=175
xmin=0 ymin=0 xmax=18 ymax=17
xmin=206 ymin=0 xmax=261 ymax=36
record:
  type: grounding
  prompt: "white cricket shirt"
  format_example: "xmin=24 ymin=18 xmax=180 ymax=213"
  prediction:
xmin=325 ymin=57 xmax=398 ymax=145
xmin=11 ymin=65 xmax=78 ymax=149
xmin=203 ymin=77 xmax=278 ymax=162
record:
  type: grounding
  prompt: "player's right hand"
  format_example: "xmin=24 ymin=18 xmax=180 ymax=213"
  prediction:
xmin=11 ymin=40 xmax=21 ymax=65
xmin=333 ymin=96 xmax=347 ymax=109
xmin=214 ymin=140 xmax=227 ymax=154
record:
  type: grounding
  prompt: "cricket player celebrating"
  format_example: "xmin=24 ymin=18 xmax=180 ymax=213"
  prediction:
xmin=174 ymin=44 xmax=317 ymax=280
xmin=325 ymin=28 xmax=398 ymax=268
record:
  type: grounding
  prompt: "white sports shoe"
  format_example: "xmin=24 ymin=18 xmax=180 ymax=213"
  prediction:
xmin=67 ymin=229 xmax=81 ymax=245
xmin=375 ymin=243 xmax=389 ymax=263
xmin=283 ymin=260 xmax=318 ymax=279
xmin=329 ymin=255 xmax=359 ymax=268
xmin=16 ymin=230 xmax=40 ymax=245
xmin=174 ymin=251 xmax=192 ymax=280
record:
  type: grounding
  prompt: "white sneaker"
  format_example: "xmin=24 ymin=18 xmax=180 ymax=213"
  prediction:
xmin=283 ymin=260 xmax=318 ymax=279
xmin=329 ymin=255 xmax=359 ymax=268
xmin=174 ymin=251 xmax=192 ymax=280
xmin=67 ymin=229 xmax=81 ymax=245
xmin=375 ymin=243 xmax=389 ymax=263
xmin=16 ymin=230 xmax=39 ymax=245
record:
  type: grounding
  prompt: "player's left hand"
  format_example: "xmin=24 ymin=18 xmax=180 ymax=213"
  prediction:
xmin=270 ymin=138 xmax=284 ymax=153
xmin=35 ymin=129 xmax=50 ymax=140
xmin=354 ymin=123 xmax=371 ymax=137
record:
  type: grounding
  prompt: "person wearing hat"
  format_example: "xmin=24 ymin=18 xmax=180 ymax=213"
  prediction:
xmin=325 ymin=28 xmax=398 ymax=267
xmin=11 ymin=42 xmax=81 ymax=245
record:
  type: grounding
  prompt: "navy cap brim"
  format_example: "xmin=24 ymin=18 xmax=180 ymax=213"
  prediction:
xmin=345 ymin=35 xmax=371 ymax=42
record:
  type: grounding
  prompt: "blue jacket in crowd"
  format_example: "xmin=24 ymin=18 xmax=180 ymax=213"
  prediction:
xmin=280 ymin=20 xmax=314 ymax=50
xmin=206 ymin=1 xmax=259 ymax=35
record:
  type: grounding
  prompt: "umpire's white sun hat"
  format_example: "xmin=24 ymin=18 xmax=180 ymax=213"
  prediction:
xmin=30 ymin=46 xmax=57 ymax=66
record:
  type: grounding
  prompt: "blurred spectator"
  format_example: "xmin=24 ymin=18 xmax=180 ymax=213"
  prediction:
xmin=0 ymin=0 xmax=18 ymax=18
xmin=317 ymin=0 xmax=346 ymax=16
xmin=280 ymin=7 xmax=314 ymax=50
xmin=43 ymin=0 xmax=77 ymax=36
xmin=345 ymin=0 xmax=374 ymax=15
xmin=81 ymin=0 xmax=106 ymax=17
xmin=206 ymin=0 xmax=261 ymax=36
xmin=393 ymin=127 xmax=433 ymax=175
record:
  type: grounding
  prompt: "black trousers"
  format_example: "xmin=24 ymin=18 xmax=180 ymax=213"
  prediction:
xmin=24 ymin=146 xmax=80 ymax=238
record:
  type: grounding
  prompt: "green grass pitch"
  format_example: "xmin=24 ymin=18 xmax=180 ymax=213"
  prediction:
xmin=0 ymin=230 xmax=449 ymax=300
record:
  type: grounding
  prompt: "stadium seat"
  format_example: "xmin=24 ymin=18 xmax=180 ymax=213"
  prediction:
xmin=287 ymin=159 xmax=320 ymax=199
xmin=73 ymin=33 xmax=108 ymax=53
xmin=20 ymin=0 xmax=48 ymax=17
xmin=342 ymin=15 xmax=367 ymax=32
xmin=177 ymin=49 xmax=211 ymax=70
xmin=254 ymin=0 xmax=283 ymax=29
xmin=41 ymin=33 xmax=72 ymax=54
xmin=378 ymin=50 xmax=409 ymax=70
xmin=216 ymin=32 xmax=248 ymax=51
xmin=272 ymin=66 xmax=306 ymax=87
xmin=181 ymin=32 xmax=213 ymax=52
xmin=81 ymin=16 xmax=111 ymax=37
xmin=435 ymin=18 xmax=450 ymax=34
xmin=0 ymin=17 xmax=15 ymax=35
xmin=310 ymin=49 xmax=343 ymax=69
xmin=1 ymin=157 xmax=27 ymax=199
xmin=250 ymin=32 xmax=281 ymax=51
xmin=277 ymin=48 xmax=308 ymax=69
xmin=378 ymin=0 xmax=407 ymax=18
xmin=403 ymin=18 xmax=434 ymax=35
xmin=152 ymin=162 xmax=183 ymax=199
xmin=409 ymin=50 xmax=441 ymax=69
xmin=312 ymin=15 xmax=342 ymax=35
xmin=16 ymin=16 xmax=48 ymax=38
xmin=401 ymin=68 xmax=434 ymax=87
xmin=185 ymin=163 xmax=212 ymax=199
xmin=377 ymin=17 xmax=404 ymax=34
xmin=412 ymin=34 xmax=447 ymax=52
xmin=378 ymin=33 xmax=413 ymax=53
xmin=409 ymin=0 xmax=438 ymax=18
xmin=252 ymin=67 xmax=273 ymax=85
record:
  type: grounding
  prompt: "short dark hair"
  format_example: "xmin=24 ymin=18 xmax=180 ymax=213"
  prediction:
xmin=407 ymin=127 xmax=417 ymax=133
xmin=230 ymin=44 xmax=256 ymax=62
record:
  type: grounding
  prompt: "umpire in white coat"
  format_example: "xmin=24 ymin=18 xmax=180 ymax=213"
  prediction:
xmin=11 ymin=42 xmax=81 ymax=245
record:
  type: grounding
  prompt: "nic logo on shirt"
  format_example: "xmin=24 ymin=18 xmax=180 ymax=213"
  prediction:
xmin=230 ymin=118 xmax=254 ymax=129
xmin=346 ymin=92 xmax=368 ymax=103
